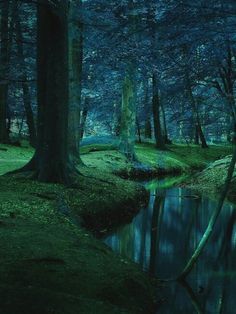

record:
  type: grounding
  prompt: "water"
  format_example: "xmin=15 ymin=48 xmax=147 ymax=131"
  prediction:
xmin=104 ymin=178 xmax=236 ymax=313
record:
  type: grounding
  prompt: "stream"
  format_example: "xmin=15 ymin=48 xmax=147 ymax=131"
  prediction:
xmin=104 ymin=177 xmax=236 ymax=313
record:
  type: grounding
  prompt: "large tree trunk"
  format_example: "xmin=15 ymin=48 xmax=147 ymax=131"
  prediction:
xmin=68 ymin=0 xmax=83 ymax=163
xmin=0 ymin=1 xmax=10 ymax=143
xmin=119 ymin=67 xmax=136 ymax=161
xmin=14 ymin=8 xmax=36 ymax=147
xmin=16 ymin=1 xmax=74 ymax=184
xmin=152 ymin=73 xmax=166 ymax=150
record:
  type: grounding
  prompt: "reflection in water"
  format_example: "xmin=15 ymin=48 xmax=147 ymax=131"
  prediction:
xmin=104 ymin=179 xmax=236 ymax=313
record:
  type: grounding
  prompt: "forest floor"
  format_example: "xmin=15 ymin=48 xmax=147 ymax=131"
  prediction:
xmin=0 ymin=141 xmax=233 ymax=313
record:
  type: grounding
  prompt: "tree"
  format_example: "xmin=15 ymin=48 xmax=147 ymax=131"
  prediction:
xmin=119 ymin=67 xmax=136 ymax=160
xmin=152 ymin=73 xmax=166 ymax=150
xmin=16 ymin=0 xmax=75 ymax=184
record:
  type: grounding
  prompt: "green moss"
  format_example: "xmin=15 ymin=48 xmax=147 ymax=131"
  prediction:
xmin=80 ymin=143 xmax=117 ymax=155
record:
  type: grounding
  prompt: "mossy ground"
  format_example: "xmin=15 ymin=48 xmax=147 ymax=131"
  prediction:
xmin=0 ymin=142 xmax=233 ymax=313
xmin=1 ymin=142 xmax=232 ymax=177
xmin=0 ymin=144 xmax=158 ymax=313
xmin=80 ymin=142 xmax=232 ymax=177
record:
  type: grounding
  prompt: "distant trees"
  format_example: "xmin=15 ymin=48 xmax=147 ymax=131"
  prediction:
xmin=210 ymin=44 xmax=236 ymax=144
xmin=0 ymin=1 xmax=10 ymax=143
xmin=0 ymin=0 xmax=235 ymax=181
xmin=14 ymin=5 xmax=36 ymax=147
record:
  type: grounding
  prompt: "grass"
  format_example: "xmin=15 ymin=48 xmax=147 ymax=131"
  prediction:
xmin=136 ymin=143 xmax=233 ymax=171
xmin=0 ymin=141 xmax=232 ymax=177
xmin=0 ymin=142 xmax=34 ymax=175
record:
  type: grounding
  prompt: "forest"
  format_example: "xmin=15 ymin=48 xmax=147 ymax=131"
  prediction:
xmin=0 ymin=0 xmax=236 ymax=313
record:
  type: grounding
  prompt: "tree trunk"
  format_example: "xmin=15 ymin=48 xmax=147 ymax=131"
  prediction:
xmin=194 ymin=125 xmax=199 ymax=145
xmin=113 ymin=104 xmax=120 ymax=137
xmin=145 ymin=117 xmax=152 ymax=139
xmin=119 ymin=67 xmax=136 ymax=161
xmin=80 ymin=98 xmax=88 ymax=140
xmin=15 ymin=1 xmax=74 ymax=184
xmin=144 ymin=78 xmax=152 ymax=139
xmin=136 ymin=117 xmax=142 ymax=143
xmin=186 ymin=73 xmax=208 ymax=148
xmin=197 ymin=120 xmax=208 ymax=148
xmin=68 ymin=0 xmax=83 ymax=163
xmin=161 ymin=102 xmax=171 ymax=144
xmin=152 ymin=73 xmax=166 ymax=150
xmin=0 ymin=1 xmax=10 ymax=143
xmin=14 ymin=8 xmax=36 ymax=147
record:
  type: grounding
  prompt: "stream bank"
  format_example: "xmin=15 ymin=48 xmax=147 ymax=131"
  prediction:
xmin=104 ymin=180 xmax=236 ymax=313
xmin=0 ymin=142 xmax=233 ymax=313
xmin=0 ymin=166 xmax=157 ymax=314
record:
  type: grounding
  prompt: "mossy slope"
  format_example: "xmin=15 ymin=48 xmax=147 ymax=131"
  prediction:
xmin=0 ymin=143 xmax=155 ymax=314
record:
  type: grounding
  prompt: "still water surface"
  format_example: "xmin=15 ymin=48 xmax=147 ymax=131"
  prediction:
xmin=104 ymin=178 xmax=236 ymax=313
